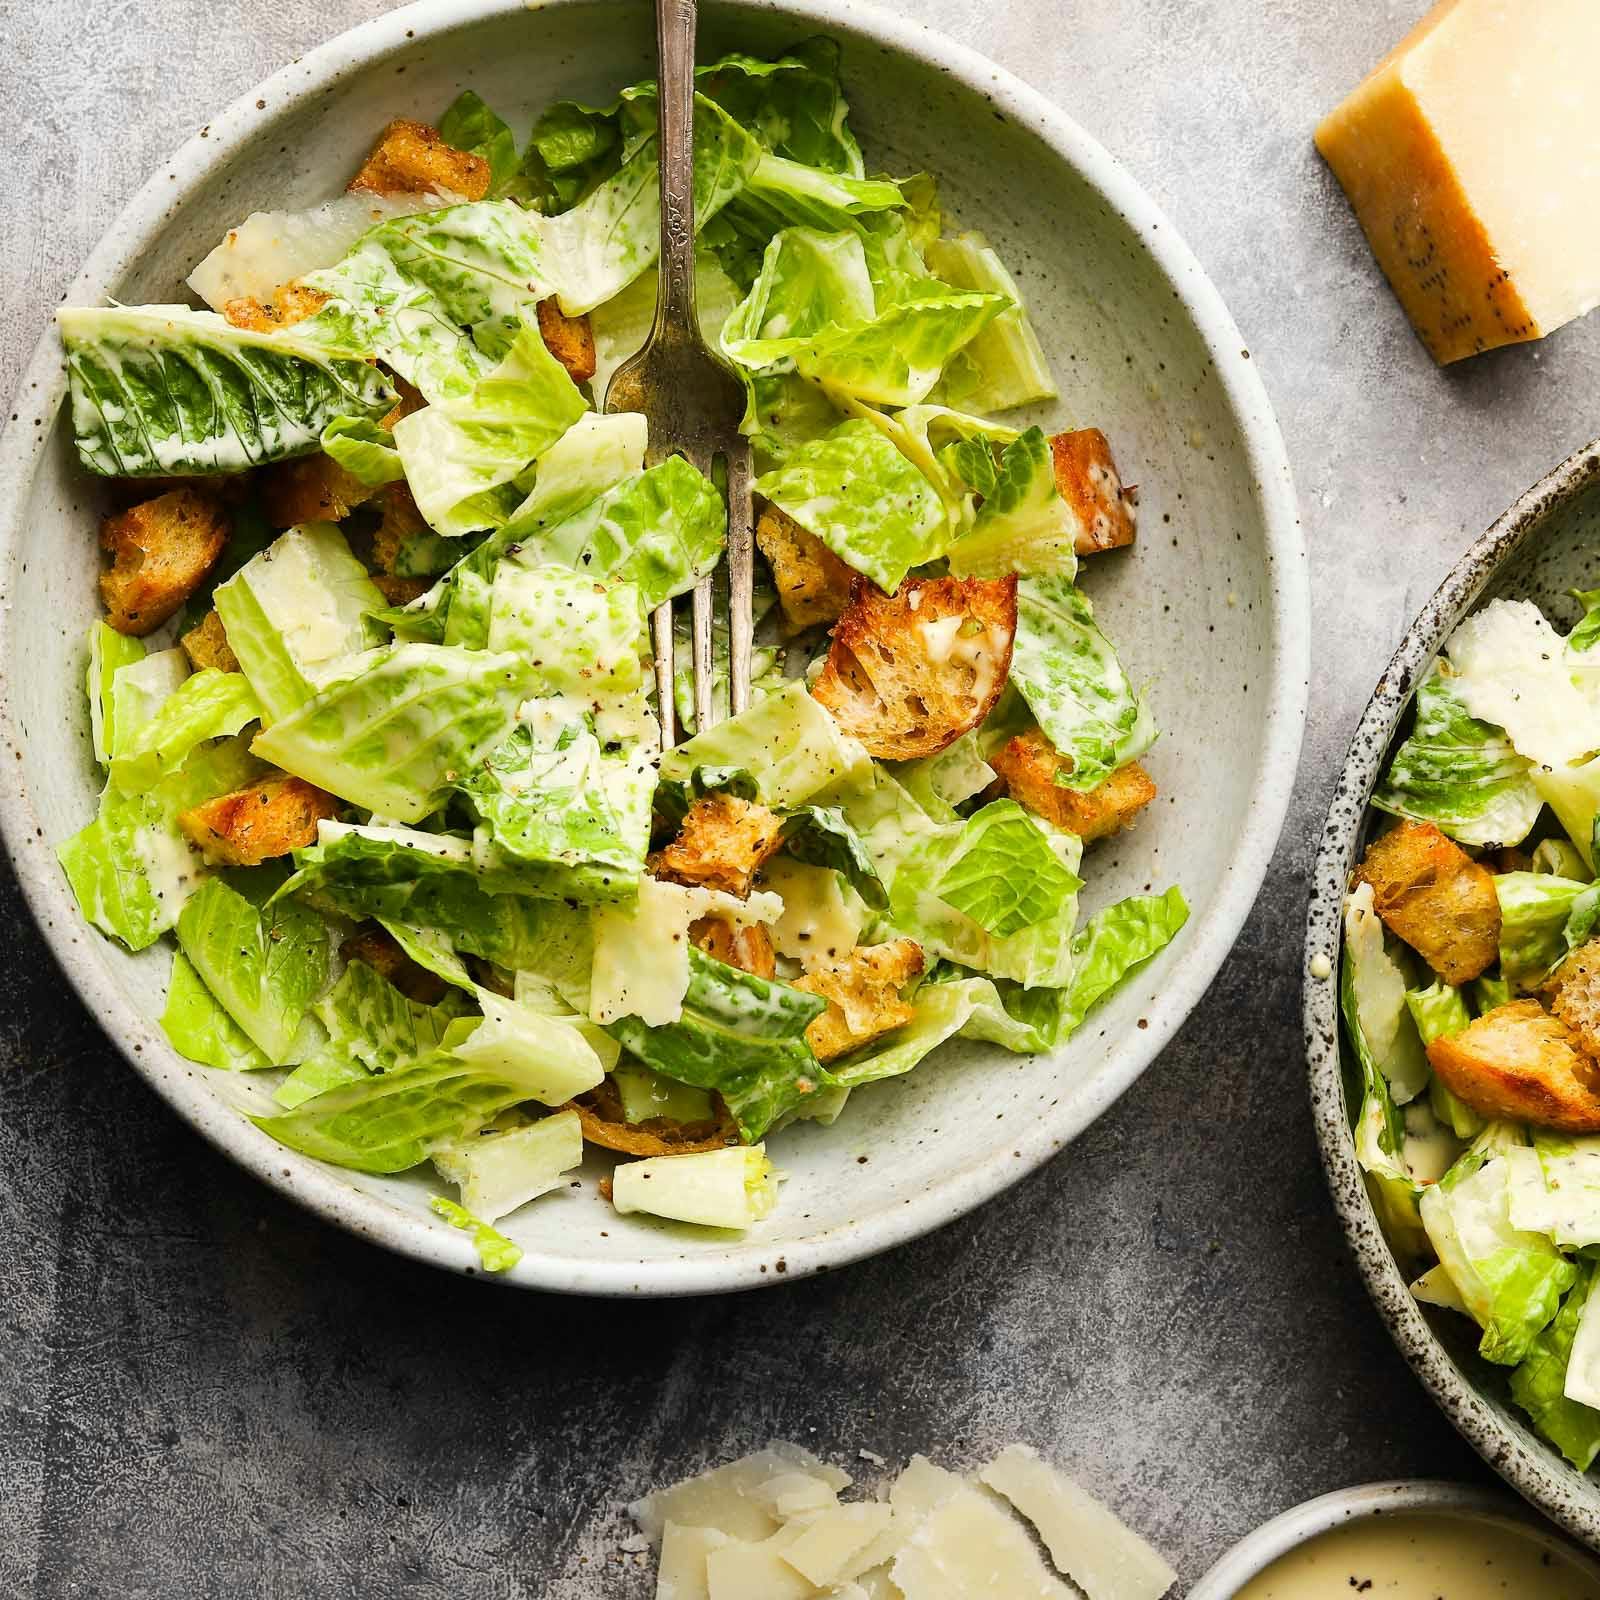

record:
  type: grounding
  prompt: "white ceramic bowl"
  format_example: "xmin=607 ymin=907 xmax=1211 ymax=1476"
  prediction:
xmin=0 ymin=0 xmax=1306 ymax=1293
xmin=1190 ymin=1479 xmax=1600 ymax=1598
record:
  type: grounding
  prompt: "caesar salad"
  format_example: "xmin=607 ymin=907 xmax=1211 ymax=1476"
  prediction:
xmin=56 ymin=40 xmax=1185 ymax=1268
xmin=1343 ymin=589 xmax=1600 ymax=1469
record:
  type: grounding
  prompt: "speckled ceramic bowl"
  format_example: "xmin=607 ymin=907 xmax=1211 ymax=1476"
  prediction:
xmin=0 ymin=0 xmax=1305 ymax=1294
xmin=1190 ymin=1479 xmax=1600 ymax=1598
xmin=1306 ymin=439 xmax=1600 ymax=1541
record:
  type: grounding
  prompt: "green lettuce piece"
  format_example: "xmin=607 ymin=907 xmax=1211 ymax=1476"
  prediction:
xmin=320 ymin=416 xmax=404 ymax=488
xmin=753 ymin=418 xmax=945 ymax=591
xmin=612 ymin=1063 xmax=714 ymax=1125
xmin=1495 ymin=871 xmax=1591 ymax=986
xmin=932 ymin=799 xmax=1079 ymax=937
xmin=606 ymin=947 xmax=828 ymax=1142
xmin=1505 ymin=1135 xmax=1600 ymax=1247
xmin=379 ymin=919 xmax=476 ymax=992
xmin=438 ymin=90 xmax=521 ymax=196
xmin=213 ymin=523 xmax=387 ymax=723
xmin=58 ymin=305 xmax=394 ymax=477
xmin=1345 ymin=882 xmax=1430 ymax=1105
xmin=521 ymin=97 xmax=624 ymax=212
xmin=280 ymin=822 xmax=587 ymax=974
xmin=742 ymin=370 xmax=846 ymax=467
xmin=452 ymin=990 xmax=607 ymax=1104
xmin=1422 ymin=1143 xmax=1576 ymax=1366
xmin=778 ymin=805 xmax=887 ymax=910
xmin=1053 ymin=888 xmax=1190 ymax=1033
xmin=253 ymin=1046 xmax=563 ymax=1174
xmin=58 ymin=737 xmax=260 ymax=951
xmin=660 ymin=679 xmax=872 ymax=808
xmin=1509 ymin=1263 xmax=1600 ymax=1471
xmin=485 ymin=565 xmax=645 ymax=699
xmin=1009 ymin=575 xmax=1157 ymax=790
xmin=161 ymin=951 xmax=271 ymax=1071
xmin=176 ymin=869 xmax=330 ymax=1064
xmin=838 ymin=398 xmax=1018 ymax=529
xmin=430 ymin=1196 xmax=524 ymax=1272
xmin=1373 ymin=665 xmax=1543 ymax=848
xmin=432 ymin=1108 xmax=584 ymax=1221
xmin=107 ymin=649 xmax=190 ymax=760
xmin=893 ymin=732 xmax=997 ymax=822
xmin=392 ymin=313 xmax=589 ymax=536
xmin=107 ymin=669 xmax=260 ymax=793
xmin=251 ymin=642 xmax=533 ymax=822
xmin=87 ymin=622 xmax=147 ymax=766
xmin=1407 ymin=981 xmax=1483 ymax=1137
xmin=721 ymin=227 xmax=876 ymax=363
xmin=1570 ymin=588 xmax=1600 ymax=653
xmin=925 ymin=232 xmax=1056 ymax=414
xmin=1535 ymin=838 xmax=1591 ymax=880
xmin=721 ymin=157 xmax=903 ymax=260
xmin=610 ymin=1144 xmax=779 ymax=1230
xmin=947 ymin=428 xmax=1078 ymax=580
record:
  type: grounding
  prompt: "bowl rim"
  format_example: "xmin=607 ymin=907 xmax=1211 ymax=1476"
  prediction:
xmin=1189 ymin=1477 xmax=1600 ymax=1598
xmin=0 ymin=0 xmax=1307 ymax=1295
xmin=1304 ymin=438 xmax=1600 ymax=1540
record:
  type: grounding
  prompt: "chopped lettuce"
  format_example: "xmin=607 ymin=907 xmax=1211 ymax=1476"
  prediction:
xmin=438 ymin=90 xmax=521 ymax=196
xmin=946 ymin=428 xmax=1078 ymax=580
xmin=1344 ymin=882 xmax=1430 ymax=1105
xmin=429 ymin=1197 xmax=524 ymax=1273
xmin=610 ymin=1145 xmax=779 ymax=1230
xmin=1053 ymin=887 xmax=1190 ymax=1034
xmin=931 ymin=799 xmax=1080 ymax=938
xmin=451 ymin=990 xmax=607 ymax=1104
xmin=1495 ymin=872 xmax=1591 ymax=987
xmin=87 ymin=622 xmax=146 ymax=766
xmin=432 ymin=1109 xmax=584 ymax=1223
xmin=893 ymin=732 xmax=997 ymax=822
xmin=1406 ymin=981 xmax=1483 ymax=1137
xmin=319 ymin=416 xmax=404 ymax=488
xmin=58 ymin=305 xmax=394 ymax=476
xmin=107 ymin=649 xmax=191 ymax=760
xmin=1510 ymin=1262 xmax=1600 ymax=1469
xmin=161 ymin=950 xmax=271 ymax=1071
xmin=107 ymin=670 xmax=260 ymax=793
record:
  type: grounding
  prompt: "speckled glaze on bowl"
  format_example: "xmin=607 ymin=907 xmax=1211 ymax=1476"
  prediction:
xmin=1306 ymin=438 xmax=1600 ymax=1542
xmin=0 ymin=0 xmax=1305 ymax=1295
xmin=1190 ymin=1479 xmax=1600 ymax=1599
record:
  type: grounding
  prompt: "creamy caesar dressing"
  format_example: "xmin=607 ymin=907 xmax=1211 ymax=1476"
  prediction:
xmin=1235 ymin=1514 xmax=1600 ymax=1600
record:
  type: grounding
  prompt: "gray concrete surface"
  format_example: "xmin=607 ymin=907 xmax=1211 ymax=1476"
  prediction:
xmin=5 ymin=0 xmax=1598 ymax=1593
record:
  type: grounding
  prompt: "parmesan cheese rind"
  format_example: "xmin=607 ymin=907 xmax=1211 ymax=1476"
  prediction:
xmin=978 ymin=1445 xmax=1176 ymax=1600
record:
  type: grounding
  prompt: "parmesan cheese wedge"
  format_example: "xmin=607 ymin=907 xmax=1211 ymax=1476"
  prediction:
xmin=630 ymin=1444 xmax=852 ymax=1547
xmin=1315 ymin=0 xmax=1600 ymax=363
xmin=657 ymin=1523 xmax=726 ymax=1600
xmin=780 ymin=1503 xmax=896 ymax=1587
xmin=979 ymin=1445 xmax=1176 ymax=1600
xmin=890 ymin=1480 xmax=1074 ymax=1600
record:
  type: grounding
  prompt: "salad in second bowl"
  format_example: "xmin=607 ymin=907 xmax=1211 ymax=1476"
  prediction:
xmin=54 ymin=38 xmax=1185 ymax=1267
xmin=1343 ymin=585 xmax=1600 ymax=1468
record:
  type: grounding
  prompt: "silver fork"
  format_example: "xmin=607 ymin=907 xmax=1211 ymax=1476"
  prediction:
xmin=604 ymin=0 xmax=753 ymax=747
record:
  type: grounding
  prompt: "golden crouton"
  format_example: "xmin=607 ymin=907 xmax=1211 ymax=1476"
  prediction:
xmin=260 ymin=453 xmax=374 ymax=528
xmin=339 ymin=925 xmax=448 ymax=1006
xmin=379 ymin=377 xmax=427 ymax=433
xmin=1051 ymin=428 xmax=1137 ymax=556
xmin=179 ymin=609 xmax=240 ymax=674
xmin=1427 ymin=1000 xmax=1600 ymax=1133
xmin=178 ymin=775 xmax=338 ymax=867
xmin=221 ymin=282 xmax=330 ymax=333
xmin=99 ymin=488 xmax=229 ymax=636
xmin=691 ymin=915 xmax=777 ymax=980
xmin=368 ymin=483 xmax=429 ymax=575
xmin=1352 ymin=819 xmax=1500 ymax=984
xmin=796 ymin=939 xmax=925 ymax=1062
xmin=536 ymin=298 xmax=597 ymax=385
xmin=371 ymin=574 xmax=431 ymax=607
xmin=1548 ymin=941 xmax=1600 ymax=1060
xmin=756 ymin=504 xmax=854 ymax=633
xmin=811 ymin=575 xmax=1017 ymax=760
xmin=348 ymin=119 xmax=490 ymax=201
xmin=568 ymin=1078 xmax=739 ymax=1157
xmin=991 ymin=728 xmax=1156 ymax=843
xmin=651 ymin=794 xmax=787 ymax=899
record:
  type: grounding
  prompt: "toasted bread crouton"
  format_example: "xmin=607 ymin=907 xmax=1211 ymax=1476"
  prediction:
xmin=99 ymin=488 xmax=229 ymax=636
xmin=371 ymin=574 xmax=431 ymax=606
xmin=260 ymin=453 xmax=374 ymax=528
xmin=178 ymin=775 xmax=337 ymax=867
xmin=339 ymin=925 xmax=449 ymax=1005
xmin=1548 ymin=941 xmax=1600 ymax=1060
xmin=1352 ymin=819 xmax=1500 ymax=984
xmin=797 ymin=939 xmax=924 ymax=1062
xmin=536 ymin=298 xmax=597 ymax=385
xmin=348 ymin=119 xmax=490 ymax=201
xmin=379 ymin=377 xmax=427 ymax=433
xmin=1427 ymin=999 xmax=1600 ymax=1132
xmin=180 ymin=609 xmax=240 ymax=674
xmin=368 ymin=483 xmax=428 ymax=575
xmin=690 ymin=915 xmax=777 ymax=980
xmin=811 ymin=575 xmax=1017 ymax=760
xmin=221 ymin=282 xmax=330 ymax=333
xmin=756 ymin=504 xmax=854 ymax=633
xmin=1051 ymin=428 xmax=1137 ymax=556
xmin=991 ymin=728 xmax=1156 ymax=843
xmin=569 ymin=1079 xmax=740 ymax=1157
xmin=651 ymin=794 xmax=787 ymax=899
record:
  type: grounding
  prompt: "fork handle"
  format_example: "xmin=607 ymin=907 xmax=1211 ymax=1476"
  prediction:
xmin=653 ymin=0 xmax=700 ymax=341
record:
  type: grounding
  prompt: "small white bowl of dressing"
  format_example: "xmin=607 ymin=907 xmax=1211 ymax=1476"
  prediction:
xmin=1190 ymin=1480 xmax=1600 ymax=1600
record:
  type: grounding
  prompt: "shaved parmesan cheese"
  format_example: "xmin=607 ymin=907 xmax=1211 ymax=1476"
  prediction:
xmin=781 ymin=1503 xmax=895 ymax=1587
xmin=887 ymin=1456 xmax=963 ymax=1524
xmin=706 ymin=1525 xmax=816 ymax=1600
xmin=979 ymin=1446 xmax=1176 ymax=1600
xmin=657 ymin=1522 xmax=726 ymax=1600
xmin=760 ymin=1470 xmax=844 ymax=1521
xmin=630 ymin=1445 xmax=851 ymax=1546
xmin=847 ymin=1572 xmax=903 ymax=1600
xmin=891 ymin=1480 xmax=1073 ymax=1599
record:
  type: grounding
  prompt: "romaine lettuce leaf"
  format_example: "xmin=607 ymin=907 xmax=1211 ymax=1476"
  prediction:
xmin=752 ymin=418 xmax=944 ymax=591
xmin=251 ymin=642 xmax=534 ymax=821
xmin=1052 ymin=887 xmax=1190 ymax=1033
xmin=431 ymin=1109 xmax=584 ymax=1223
xmin=438 ymin=90 xmax=521 ymax=196
xmin=721 ymin=157 xmax=903 ymax=258
xmin=176 ymin=869 xmax=331 ymax=1064
xmin=107 ymin=669 xmax=260 ymax=794
xmin=87 ymin=622 xmax=146 ymax=766
xmin=392 ymin=313 xmax=589 ymax=536
xmin=1509 ymin=1263 xmax=1600 ymax=1471
xmin=58 ymin=305 xmax=394 ymax=476
xmin=1406 ymin=981 xmax=1483 ymax=1137
xmin=1495 ymin=871 xmax=1592 ymax=987
xmin=1344 ymin=882 xmax=1430 ymax=1104
xmin=451 ymin=990 xmax=606 ymax=1104
xmin=1373 ymin=664 xmax=1543 ymax=848
xmin=1009 ymin=575 xmax=1157 ymax=790
xmin=1571 ymin=588 xmax=1600 ymax=654
xmin=161 ymin=951 xmax=271 ymax=1071
xmin=214 ymin=523 xmax=387 ymax=723
xmin=947 ymin=427 xmax=1079 ymax=580
xmin=931 ymin=799 xmax=1079 ymax=937
xmin=778 ymin=805 xmax=887 ymax=910
xmin=610 ymin=1144 xmax=779 ymax=1230
xmin=606 ymin=947 xmax=828 ymax=1141
xmin=892 ymin=732 xmax=997 ymax=822
xmin=320 ymin=416 xmax=404 ymax=488
xmin=429 ymin=1197 xmax=524 ymax=1272
xmin=486 ymin=565 xmax=645 ymax=699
